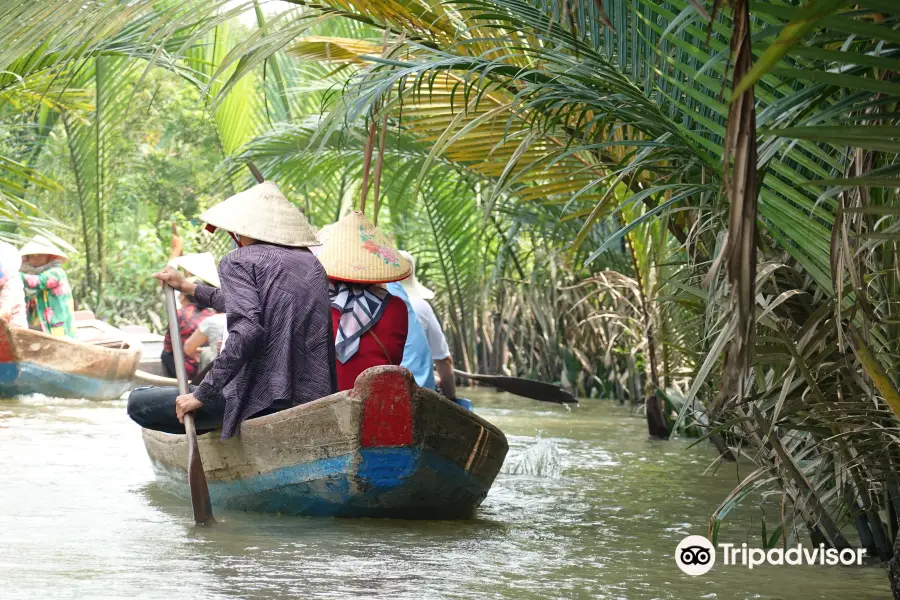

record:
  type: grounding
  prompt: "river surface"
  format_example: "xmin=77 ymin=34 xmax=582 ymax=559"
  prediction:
xmin=0 ymin=391 xmax=890 ymax=599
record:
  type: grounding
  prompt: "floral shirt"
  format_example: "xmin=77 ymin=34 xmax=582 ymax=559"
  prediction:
xmin=21 ymin=266 xmax=76 ymax=337
xmin=163 ymin=303 xmax=215 ymax=378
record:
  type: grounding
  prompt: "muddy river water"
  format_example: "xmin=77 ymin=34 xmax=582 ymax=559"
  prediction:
xmin=0 ymin=391 xmax=890 ymax=599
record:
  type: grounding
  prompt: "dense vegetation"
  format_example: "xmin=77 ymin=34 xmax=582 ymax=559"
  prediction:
xmin=3 ymin=0 xmax=900 ymax=593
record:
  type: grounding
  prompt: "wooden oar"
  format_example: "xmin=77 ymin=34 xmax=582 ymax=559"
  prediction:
xmin=164 ymin=284 xmax=215 ymax=525
xmin=133 ymin=369 xmax=178 ymax=386
xmin=133 ymin=356 xmax=215 ymax=388
xmin=453 ymin=369 xmax=578 ymax=404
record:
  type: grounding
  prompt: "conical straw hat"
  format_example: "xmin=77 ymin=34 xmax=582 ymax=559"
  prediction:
xmin=199 ymin=181 xmax=319 ymax=247
xmin=316 ymin=212 xmax=411 ymax=284
xmin=398 ymin=250 xmax=435 ymax=300
xmin=308 ymin=222 xmax=335 ymax=258
xmin=19 ymin=235 xmax=70 ymax=261
xmin=169 ymin=252 xmax=221 ymax=288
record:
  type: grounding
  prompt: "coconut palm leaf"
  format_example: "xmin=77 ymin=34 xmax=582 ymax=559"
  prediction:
xmin=225 ymin=122 xmax=490 ymax=361
xmin=58 ymin=56 xmax=145 ymax=301
xmin=0 ymin=0 xmax=235 ymax=244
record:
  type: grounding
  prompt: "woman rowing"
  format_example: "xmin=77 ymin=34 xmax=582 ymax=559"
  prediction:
xmin=127 ymin=182 xmax=337 ymax=438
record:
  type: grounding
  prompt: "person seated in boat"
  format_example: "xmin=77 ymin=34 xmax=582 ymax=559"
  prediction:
xmin=0 ymin=241 xmax=27 ymax=329
xmin=127 ymin=181 xmax=337 ymax=439
xmin=160 ymin=284 xmax=215 ymax=380
xmin=315 ymin=212 xmax=411 ymax=392
xmin=19 ymin=235 xmax=76 ymax=337
xmin=184 ymin=311 xmax=226 ymax=371
xmin=170 ymin=253 xmax=224 ymax=374
xmin=314 ymin=224 xmax=434 ymax=393
xmin=395 ymin=250 xmax=457 ymax=401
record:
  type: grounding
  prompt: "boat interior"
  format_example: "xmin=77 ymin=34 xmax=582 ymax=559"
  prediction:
xmin=74 ymin=311 xmax=167 ymax=376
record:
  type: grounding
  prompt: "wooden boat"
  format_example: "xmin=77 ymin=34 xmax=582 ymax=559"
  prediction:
xmin=0 ymin=319 xmax=141 ymax=400
xmin=77 ymin=316 xmax=218 ymax=388
xmin=75 ymin=317 xmax=166 ymax=379
xmin=141 ymin=366 xmax=508 ymax=519
xmin=118 ymin=324 xmax=166 ymax=378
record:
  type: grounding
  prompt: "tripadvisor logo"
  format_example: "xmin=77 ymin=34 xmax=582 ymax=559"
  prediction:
xmin=675 ymin=535 xmax=866 ymax=575
xmin=675 ymin=535 xmax=716 ymax=576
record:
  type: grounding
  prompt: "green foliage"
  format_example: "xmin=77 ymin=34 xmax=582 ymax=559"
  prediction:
xmin=235 ymin=0 xmax=900 ymax=562
xmin=28 ymin=67 xmax=223 ymax=325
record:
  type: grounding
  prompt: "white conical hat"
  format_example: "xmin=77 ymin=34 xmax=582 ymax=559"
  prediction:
xmin=19 ymin=235 xmax=70 ymax=260
xmin=169 ymin=252 xmax=220 ymax=288
xmin=398 ymin=250 xmax=434 ymax=300
xmin=316 ymin=212 xmax=410 ymax=284
xmin=309 ymin=222 xmax=335 ymax=257
xmin=199 ymin=181 xmax=319 ymax=247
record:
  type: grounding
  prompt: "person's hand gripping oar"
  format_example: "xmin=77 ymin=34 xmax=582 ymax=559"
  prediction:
xmin=163 ymin=282 xmax=215 ymax=525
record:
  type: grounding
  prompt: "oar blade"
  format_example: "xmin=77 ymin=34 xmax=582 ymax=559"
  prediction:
xmin=187 ymin=446 xmax=215 ymax=525
xmin=185 ymin=414 xmax=215 ymax=525
xmin=488 ymin=377 xmax=577 ymax=404
xmin=454 ymin=370 xmax=578 ymax=404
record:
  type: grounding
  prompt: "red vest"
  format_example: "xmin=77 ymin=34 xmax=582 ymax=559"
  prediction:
xmin=331 ymin=296 xmax=408 ymax=391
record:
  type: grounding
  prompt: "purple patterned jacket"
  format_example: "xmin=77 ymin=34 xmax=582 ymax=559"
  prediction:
xmin=193 ymin=244 xmax=337 ymax=439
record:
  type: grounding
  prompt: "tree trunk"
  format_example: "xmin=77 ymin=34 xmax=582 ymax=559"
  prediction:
xmin=646 ymin=393 xmax=669 ymax=440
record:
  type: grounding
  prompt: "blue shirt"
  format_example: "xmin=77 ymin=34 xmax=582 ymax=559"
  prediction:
xmin=386 ymin=282 xmax=436 ymax=390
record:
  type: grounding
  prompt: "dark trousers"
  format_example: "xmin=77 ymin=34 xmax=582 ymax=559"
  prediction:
xmin=127 ymin=386 xmax=289 ymax=435
xmin=160 ymin=351 xmax=176 ymax=378
xmin=127 ymin=385 xmax=227 ymax=435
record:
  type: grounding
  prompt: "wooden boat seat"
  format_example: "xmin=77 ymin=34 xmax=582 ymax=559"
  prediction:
xmin=84 ymin=338 xmax=132 ymax=350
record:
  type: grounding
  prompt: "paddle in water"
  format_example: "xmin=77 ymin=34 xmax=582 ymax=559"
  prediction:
xmin=164 ymin=284 xmax=215 ymax=525
xmin=453 ymin=370 xmax=577 ymax=404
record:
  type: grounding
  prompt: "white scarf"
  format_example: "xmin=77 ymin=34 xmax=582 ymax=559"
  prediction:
xmin=329 ymin=281 xmax=390 ymax=364
xmin=20 ymin=259 xmax=64 ymax=275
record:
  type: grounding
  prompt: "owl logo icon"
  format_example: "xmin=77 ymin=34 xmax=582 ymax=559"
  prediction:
xmin=675 ymin=535 xmax=716 ymax=576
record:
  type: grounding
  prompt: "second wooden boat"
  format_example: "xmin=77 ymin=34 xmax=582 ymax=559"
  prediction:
xmin=76 ymin=318 xmax=166 ymax=380
xmin=142 ymin=366 xmax=508 ymax=519
xmin=0 ymin=319 xmax=141 ymax=400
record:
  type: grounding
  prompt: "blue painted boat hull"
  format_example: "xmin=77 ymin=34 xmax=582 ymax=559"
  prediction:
xmin=142 ymin=366 xmax=508 ymax=519
xmin=0 ymin=361 xmax=133 ymax=400
xmin=0 ymin=320 xmax=140 ymax=401
xmin=151 ymin=446 xmax=491 ymax=518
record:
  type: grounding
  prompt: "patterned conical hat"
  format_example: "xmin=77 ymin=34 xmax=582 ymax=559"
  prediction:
xmin=199 ymin=181 xmax=319 ymax=247
xmin=19 ymin=235 xmax=69 ymax=261
xmin=316 ymin=212 xmax=410 ymax=283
